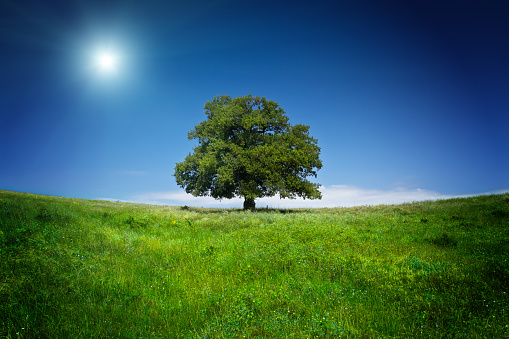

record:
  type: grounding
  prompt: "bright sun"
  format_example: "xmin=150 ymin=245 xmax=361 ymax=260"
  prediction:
xmin=94 ymin=50 xmax=119 ymax=74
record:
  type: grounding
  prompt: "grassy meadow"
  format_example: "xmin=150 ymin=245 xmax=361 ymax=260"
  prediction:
xmin=0 ymin=190 xmax=508 ymax=338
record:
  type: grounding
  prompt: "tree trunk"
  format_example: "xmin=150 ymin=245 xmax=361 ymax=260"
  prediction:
xmin=243 ymin=197 xmax=256 ymax=211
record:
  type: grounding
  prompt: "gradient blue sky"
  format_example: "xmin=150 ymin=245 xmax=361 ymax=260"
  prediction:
xmin=1 ymin=0 xmax=508 ymax=208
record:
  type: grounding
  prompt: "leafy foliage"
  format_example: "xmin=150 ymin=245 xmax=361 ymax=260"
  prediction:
xmin=174 ymin=95 xmax=322 ymax=209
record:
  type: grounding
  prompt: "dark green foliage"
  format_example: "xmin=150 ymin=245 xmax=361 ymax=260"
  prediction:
xmin=123 ymin=215 xmax=148 ymax=228
xmin=490 ymin=208 xmax=508 ymax=218
xmin=430 ymin=232 xmax=458 ymax=247
xmin=174 ymin=95 xmax=322 ymax=210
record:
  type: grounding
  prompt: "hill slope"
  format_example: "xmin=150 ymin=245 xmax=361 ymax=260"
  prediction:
xmin=1 ymin=190 xmax=508 ymax=338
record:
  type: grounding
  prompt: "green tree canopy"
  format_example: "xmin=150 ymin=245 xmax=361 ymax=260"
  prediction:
xmin=173 ymin=95 xmax=322 ymax=210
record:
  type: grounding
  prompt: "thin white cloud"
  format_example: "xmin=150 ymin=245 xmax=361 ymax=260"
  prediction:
xmin=134 ymin=190 xmax=244 ymax=207
xmin=130 ymin=185 xmax=508 ymax=208
xmin=95 ymin=197 xmax=131 ymax=203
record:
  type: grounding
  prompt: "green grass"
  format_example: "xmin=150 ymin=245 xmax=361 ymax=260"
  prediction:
xmin=1 ymin=190 xmax=508 ymax=338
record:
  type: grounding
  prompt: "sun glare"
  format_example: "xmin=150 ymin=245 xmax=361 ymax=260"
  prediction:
xmin=94 ymin=50 xmax=119 ymax=74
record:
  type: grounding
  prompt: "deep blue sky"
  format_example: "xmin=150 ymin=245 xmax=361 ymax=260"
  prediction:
xmin=1 ymin=0 xmax=508 ymax=207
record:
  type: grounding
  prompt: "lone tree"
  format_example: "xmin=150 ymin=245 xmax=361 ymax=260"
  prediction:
xmin=173 ymin=95 xmax=322 ymax=210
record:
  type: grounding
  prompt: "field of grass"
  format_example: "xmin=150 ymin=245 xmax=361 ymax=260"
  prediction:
xmin=0 ymin=190 xmax=508 ymax=338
